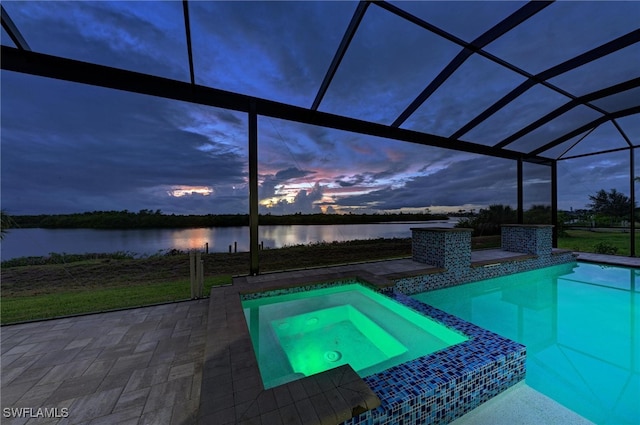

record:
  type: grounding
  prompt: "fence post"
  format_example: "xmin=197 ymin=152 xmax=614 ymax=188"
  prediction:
xmin=196 ymin=251 xmax=204 ymax=298
xmin=189 ymin=251 xmax=196 ymax=299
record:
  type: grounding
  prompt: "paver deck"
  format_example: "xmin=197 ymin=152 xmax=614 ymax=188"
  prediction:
xmin=1 ymin=300 xmax=208 ymax=425
xmin=1 ymin=251 xmax=636 ymax=424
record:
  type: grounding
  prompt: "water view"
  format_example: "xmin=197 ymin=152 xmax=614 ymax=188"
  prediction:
xmin=1 ymin=220 xmax=456 ymax=260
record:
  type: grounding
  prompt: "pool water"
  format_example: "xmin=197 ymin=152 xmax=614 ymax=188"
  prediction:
xmin=413 ymin=262 xmax=639 ymax=425
xmin=242 ymin=283 xmax=468 ymax=389
xmin=273 ymin=305 xmax=408 ymax=377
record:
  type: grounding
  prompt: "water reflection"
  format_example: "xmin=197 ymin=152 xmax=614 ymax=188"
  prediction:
xmin=1 ymin=220 xmax=455 ymax=259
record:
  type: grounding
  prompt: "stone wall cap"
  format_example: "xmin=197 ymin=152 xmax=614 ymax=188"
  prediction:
xmin=410 ymin=227 xmax=473 ymax=232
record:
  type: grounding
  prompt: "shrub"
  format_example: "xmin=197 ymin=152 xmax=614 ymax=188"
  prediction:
xmin=593 ymin=242 xmax=618 ymax=255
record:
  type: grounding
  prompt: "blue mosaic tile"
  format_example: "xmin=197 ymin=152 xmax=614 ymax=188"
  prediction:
xmin=502 ymin=225 xmax=552 ymax=256
xmin=341 ymin=290 xmax=526 ymax=425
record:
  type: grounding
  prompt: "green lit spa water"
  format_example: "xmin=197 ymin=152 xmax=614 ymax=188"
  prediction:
xmin=242 ymin=284 xmax=467 ymax=389
xmin=413 ymin=262 xmax=639 ymax=425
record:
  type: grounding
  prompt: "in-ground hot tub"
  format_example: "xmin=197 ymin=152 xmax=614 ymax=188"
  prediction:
xmin=242 ymin=283 xmax=468 ymax=389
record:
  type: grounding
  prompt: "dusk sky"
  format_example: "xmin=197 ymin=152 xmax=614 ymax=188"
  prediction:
xmin=1 ymin=1 xmax=639 ymax=216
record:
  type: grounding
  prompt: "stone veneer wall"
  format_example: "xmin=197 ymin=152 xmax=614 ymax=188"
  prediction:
xmin=402 ymin=225 xmax=576 ymax=295
xmin=502 ymin=224 xmax=553 ymax=256
xmin=411 ymin=228 xmax=472 ymax=272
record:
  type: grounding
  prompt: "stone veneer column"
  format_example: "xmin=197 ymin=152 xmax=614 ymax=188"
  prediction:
xmin=411 ymin=228 xmax=473 ymax=272
xmin=501 ymin=224 xmax=553 ymax=256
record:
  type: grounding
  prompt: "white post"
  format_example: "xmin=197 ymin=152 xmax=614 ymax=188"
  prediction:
xmin=197 ymin=251 xmax=204 ymax=298
xmin=189 ymin=251 xmax=196 ymax=299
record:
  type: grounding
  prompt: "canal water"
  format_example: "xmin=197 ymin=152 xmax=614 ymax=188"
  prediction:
xmin=1 ymin=220 xmax=457 ymax=260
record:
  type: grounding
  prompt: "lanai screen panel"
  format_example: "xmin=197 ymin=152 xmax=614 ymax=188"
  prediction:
xmin=616 ymin=116 xmax=640 ymax=146
xmin=1 ymin=25 xmax=14 ymax=47
xmin=560 ymin=123 xmax=631 ymax=159
xmin=593 ymin=87 xmax=640 ymax=115
xmin=463 ymin=85 xmax=572 ymax=147
xmin=507 ymin=106 xmax=605 ymax=153
xmin=1 ymin=71 xmax=249 ymax=215
xmin=319 ymin=4 xmax=460 ymax=125
xmin=188 ymin=1 xmax=354 ymax=108
xmin=549 ymin=43 xmax=640 ymax=97
xmin=483 ymin=1 xmax=640 ymax=74
xmin=523 ymin=162 xmax=552 ymax=218
xmin=393 ymin=1 xmax=524 ymax=42
xmin=2 ymin=1 xmax=190 ymax=81
xmin=557 ymin=151 xmax=631 ymax=211
xmin=402 ymin=54 xmax=525 ymax=140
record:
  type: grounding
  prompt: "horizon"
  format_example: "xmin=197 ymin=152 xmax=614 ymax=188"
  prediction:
xmin=4 ymin=204 xmax=602 ymax=218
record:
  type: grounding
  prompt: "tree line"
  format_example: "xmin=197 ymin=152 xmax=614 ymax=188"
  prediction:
xmin=455 ymin=188 xmax=638 ymax=236
xmin=455 ymin=204 xmax=557 ymax=236
xmin=6 ymin=210 xmax=448 ymax=230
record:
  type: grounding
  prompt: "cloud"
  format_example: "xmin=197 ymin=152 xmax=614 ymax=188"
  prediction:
xmin=1 ymin=72 xmax=247 ymax=215
xmin=258 ymin=167 xmax=316 ymax=201
xmin=334 ymin=156 xmax=541 ymax=211
xmin=336 ymin=175 xmax=367 ymax=188
xmin=274 ymin=167 xmax=315 ymax=181
xmin=261 ymin=182 xmax=324 ymax=215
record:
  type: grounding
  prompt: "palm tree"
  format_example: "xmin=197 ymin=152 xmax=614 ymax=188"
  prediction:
xmin=1 ymin=209 xmax=13 ymax=240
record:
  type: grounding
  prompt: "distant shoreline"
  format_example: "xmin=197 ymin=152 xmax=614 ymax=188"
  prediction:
xmin=8 ymin=211 xmax=452 ymax=230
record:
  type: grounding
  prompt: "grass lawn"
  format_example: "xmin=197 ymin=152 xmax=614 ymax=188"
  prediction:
xmin=1 ymin=275 xmax=230 ymax=324
xmin=1 ymin=238 xmax=414 ymax=324
xmin=558 ymin=229 xmax=640 ymax=256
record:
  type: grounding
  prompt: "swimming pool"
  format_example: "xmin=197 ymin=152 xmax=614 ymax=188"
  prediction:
xmin=242 ymin=283 xmax=468 ymax=389
xmin=413 ymin=261 xmax=639 ymax=424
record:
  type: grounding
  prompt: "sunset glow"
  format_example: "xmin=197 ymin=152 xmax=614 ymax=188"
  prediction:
xmin=169 ymin=186 xmax=214 ymax=197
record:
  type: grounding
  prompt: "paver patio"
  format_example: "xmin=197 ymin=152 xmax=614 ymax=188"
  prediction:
xmin=1 ymin=300 xmax=208 ymax=425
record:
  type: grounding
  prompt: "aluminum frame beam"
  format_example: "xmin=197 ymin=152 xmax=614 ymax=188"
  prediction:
xmin=517 ymin=158 xmax=524 ymax=224
xmin=392 ymin=1 xmax=552 ymax=127
xmin=311 ymin=1 xmax=369 ymax=111
xmin=450 ymin=29 xmax=640 ymax=141
xmin=530 ymin=106 xmax=640 ymax=157
xmin=559 ymin=146 xmax=633 ymax=161
xmin=182 ymin=0 xmax=195 ymax=85
xmin=494 ymin=77 xmax=640 ymax=149
xmin=1 ymin=46 xmax=554 ymax=166
xmin=249 ymin=103 xmax=259 ymax=275
xmin=630 ymin=148 xmax=636 ymax=257
xmin=1 ymin=5 xmax=30 ymax=51
xmin=551 ymin=161 xmax=558 ymax=247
